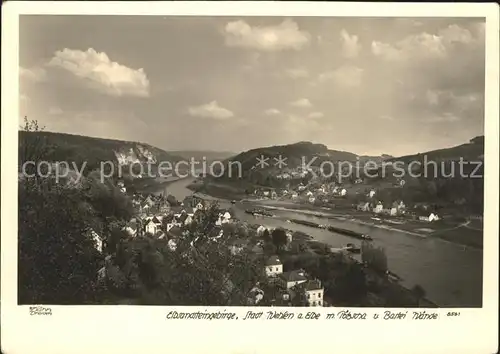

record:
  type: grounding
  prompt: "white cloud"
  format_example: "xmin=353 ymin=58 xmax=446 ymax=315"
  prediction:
xmin=371 ymin=24 xmax=480 ymax=62
xmin=289 ymin=98 xmax=312 ymax=108
xmin=318 ymin=65 xmax=363 ymax=87
xmin=425 ymin=89 xmax=482 ymax=112
xmin=423 ymin=112 xmax=460 ymax=123
xmin=47 ymin=48 xmax=150 ymax=97
xmin=340 ymin=29 xmax=361 ymax=58
xmin=308 ymin=112 xmax=324 ymax=119
xmin=223 ymin=20 xmax=310 ymax=51
xmin=264 ymin=108 xmax=281 ymax=116
xmin=20 ymin=66 xmax=47 ymax=82
xmin=285 ymin=68 xmax=309 ymax=79
xmin=49 ymin=106 xmax=63 ymax=115
xmin=188 ymin=101 xmax=234 ymax=120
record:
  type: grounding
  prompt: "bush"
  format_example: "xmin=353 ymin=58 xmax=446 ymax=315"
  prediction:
xmin=361 ymin=241 xmax=388 ymax=273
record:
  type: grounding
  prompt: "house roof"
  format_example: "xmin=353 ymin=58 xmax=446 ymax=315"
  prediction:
xmin=279 ymin=270 xmax=307 ymax=282
xmin=167 ymin=226 xmax=183 ymax=237
xmin=265 ymin=255 xmax=281 ymax=266
xmin=303 ymin=279 xmax=323 ymax=291
xmin=177 ymin=213 xmax=188 ymax=223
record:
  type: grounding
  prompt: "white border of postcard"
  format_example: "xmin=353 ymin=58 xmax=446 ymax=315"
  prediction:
xmin=2 ymin=2 xmax=499 ymax=354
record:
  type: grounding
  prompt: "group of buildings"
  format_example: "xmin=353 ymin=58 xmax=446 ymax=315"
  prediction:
xmin=356 ymin=192 xmax=441 ymax=222
xmin=257 ymin=255 xmax=325 ymax=307
xmin=253 ymin=182 xmax=348 ymax=205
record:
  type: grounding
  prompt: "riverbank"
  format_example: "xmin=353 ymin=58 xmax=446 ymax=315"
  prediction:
xmin=140 ymin=177 xmax=483 ymax=307
xmin=245 ymin=199 xmax=483 ymax=249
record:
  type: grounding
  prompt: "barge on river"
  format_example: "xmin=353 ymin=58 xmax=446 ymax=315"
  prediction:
xmin=245 ymin=209 xmax=274 ymax=217
xmin=325 ymin=225 xmax=373 ymax=241
xmin=289 ymin=219 xmax=373 ymax=241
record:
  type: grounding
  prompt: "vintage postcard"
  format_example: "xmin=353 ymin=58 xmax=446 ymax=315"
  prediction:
xmin=1 ymin=2 xmax=499 ymax=354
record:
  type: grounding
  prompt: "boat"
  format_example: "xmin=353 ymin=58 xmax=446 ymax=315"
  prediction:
xmin=289 ymin=219 xmax=322 ymax=228
xmin=245 ymin=209 xmax=274 ymax=217
xmin=344 ymin=243 xmax=361 ymax=253
xmin=386 ymin=270 xmax=403 ymax=282
xmin=325 ymin=225 xmax=373 ymax=240
xmin=231 ymin=200 xmax=236 ymax=204
xmin=361 ymin=234 xmax=373 ymax=241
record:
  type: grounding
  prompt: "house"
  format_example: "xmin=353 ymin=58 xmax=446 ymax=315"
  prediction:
xmin=306 ymin=191 xmax=314 ymax=197
xmin=279 ymin=270 xmax=308 ymax=289
xmin=144 ymin=216 xmax=162 ymax=235
xmin=270 ymin=190 xmax=278 ymax=199
xmin=194 ymin=201 xmax=205 ymax=212
xmin=369 ymin=190 xmax=376 ymax=198
xmin=418 ymin=213 xmax=440 ymax=222
xmin=247 ymin=286 xmax=265 ymax=305
xmin=291 ymin=192 xmax=299 ymax=200
xmin=165 ymin=221 xmax=182 ymax=232
xmin=286 ymin=231 xmax=293 ymax=244
xmin=373 ymin=202 xmax=384 ymax=214
xmin=390 ymin=207 xmax=398 ymax=216
xmin=256 ymin=225 xmax=267 ymax=236
xmin=97 ymin=266 xmax=107 ymax=282
xmin=89 ymin=229 xmax=103 ymax=253
xmin=123 ymin=220 xmax=140 ymax=237
xmin=340 ymin=188 xmax=347 ymax=197
xmin=183 ymin=212 xmax=194 ymax=226
xmin=429 ymin=213 xmax=440 ymax=222
xmin=265 ymin=255 xmax=283 ymax=277
xmin=298 ymin=184 xmax=306 ymax=192
xmin=263 ymin=191 xmax=270 ymax=197
xmin=228 ymin=239 xmax=247 ymax=255
xmin=302 ymin=279 xmax=324 ymax=307
xmin=216 ymin=211 xmax=232 ymax=225
xmin=144 ymin=195 xmax=155 ymax=207
xmin=308 ymin=196 xmax=316 ymax=204
xmin=156 ymin=197 xmax=171 ymax=213
xmin=397 ymin=201 xmax=406 ymax=213
xmin=360 ymin=202 xmax=370 ymax=212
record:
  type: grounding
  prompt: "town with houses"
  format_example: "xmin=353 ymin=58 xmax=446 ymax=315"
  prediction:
xmin=85 ymin=169 xmax=454 ymax=307
xmin=85 ymin=176 xmax=337 ymax=307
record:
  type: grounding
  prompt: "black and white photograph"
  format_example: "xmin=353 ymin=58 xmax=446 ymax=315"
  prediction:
xmin=2 ymin=3 xmax=499 ymax=353
xmin=15 ymin=14 xmax=489 ymax=309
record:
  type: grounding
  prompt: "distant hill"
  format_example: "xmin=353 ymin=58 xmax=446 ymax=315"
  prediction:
xmin=212 ymin=141 xmax=392 ymax=184
xmin=169 ymin=150 xmax=236 ymax=164
xmin=19 ymin=131 xmax=184 ymax=176
xmin=389 ymin=136 xmax=485 ymax=163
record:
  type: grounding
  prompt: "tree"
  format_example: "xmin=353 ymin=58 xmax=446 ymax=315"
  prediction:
xmin=271 ymin=228 xmax=288 ymax=252
xmin=361 ymin=241 xmax=388 ymax=273
xmin=166 ymin=194 xmax=179 ymax=206
xmin=411 ymin=284 xmax=426 ymax=306
xmin=18 ymin=180 xmax=103 ymax=304
xmin=330 ymin=262 xmax=368 ymax=304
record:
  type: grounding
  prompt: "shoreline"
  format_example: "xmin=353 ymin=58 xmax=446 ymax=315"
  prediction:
xmin=250 ymin=202 xmax=430 ymax=238
xmin=244 ymin=200 xmax=483 ymax=250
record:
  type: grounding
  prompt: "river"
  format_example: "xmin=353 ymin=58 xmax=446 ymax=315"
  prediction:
xmin=155 ymin=177 xmax=483 ymax=307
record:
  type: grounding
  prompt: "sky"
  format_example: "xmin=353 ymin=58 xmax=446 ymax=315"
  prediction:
xmin=19 ymin=16 xmax=485 ymax=156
